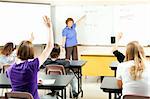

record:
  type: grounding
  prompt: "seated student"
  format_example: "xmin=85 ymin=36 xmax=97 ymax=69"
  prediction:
xmin=41 ymin=43 xmax=78 ymax=97
xmin=0 ymin=42 xmax=16 ymax=73
xmin=116 ymin=41 xmax=150 ymax=97
xmin=40 ymin=43 xmax=70 ymax=69
xmin=0 ymin=42 xmax=16 ymax=64
xmin=6 ymin=16 xmax=54 ymax=99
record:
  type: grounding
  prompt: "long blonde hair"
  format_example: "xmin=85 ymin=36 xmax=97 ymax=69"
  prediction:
xmin=125 ymin=41 xmax=145 ymax=80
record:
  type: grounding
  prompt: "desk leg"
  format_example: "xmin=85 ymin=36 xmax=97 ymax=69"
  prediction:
xmin=61 ymin=89 xmax=64 ymax=99
xmin=109 ymin=92 xmax=112 ymax=99
xmin=64 ymin=88 xmax=66 ymax=99
xmin=115 ymin=70 xmax=116 ymax=77
xmin=71 ymin=67 xmax=83 ymax=98
xmin=78 ymin=68 xmax=80 ymax=94
xmin=114 ymin=93 xmax=117 ymax=99
xmin=79 ymin=67 xmax=83 ymax=97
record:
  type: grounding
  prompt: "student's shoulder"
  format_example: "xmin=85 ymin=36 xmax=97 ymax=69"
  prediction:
xmin=56 ymin=58 xmax=69 ymax=62
xmin=28 ymin=58 xmax=39 ymax=65
xmin=144 ymin=60 xmax=150 ymax=68
xmin=118 ymin=60 xmax=134 ymax=68
xmin=56 ymin=59 xmax=70 ymax=64
xmin=0 ymin=54 xmax=6 ymax=58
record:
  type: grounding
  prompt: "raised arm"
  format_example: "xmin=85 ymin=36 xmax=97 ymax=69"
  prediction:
xmin=112 ymin=32 xmax=123 ymax=52
xmin=29 ymin=32 xmax=34 ymax=42
xmin=38 ymin=16 xmax=54 ymax=66
xmin=75 ymin=15 xmax=86 ymax=26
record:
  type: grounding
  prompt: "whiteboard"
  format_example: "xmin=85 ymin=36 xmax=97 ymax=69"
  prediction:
xmin=0 ymin=2 xmax=51 ymax=45
xmin=81 ymin=5 xmax=113 ymax=45
xmin=54 ymin=5 xmax=113 ymax=45
xmin=54 ymin=5 xmax=84 ymax=45
xmin=114 ymin=4 xmax=150 ymax=46
xmin=54 ymin=4 xmax=150 ymax=46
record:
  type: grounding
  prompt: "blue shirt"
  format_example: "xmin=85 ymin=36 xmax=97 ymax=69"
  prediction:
xmin=62 ymin=23 xmax=78 ymax=47
xmin=7 ymin=58 xmax=40 ymax=99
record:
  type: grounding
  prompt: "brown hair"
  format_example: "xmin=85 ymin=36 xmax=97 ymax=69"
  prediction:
xmin=1 ymin=42 xmax=15 ymax=56
xmin=125 ymin=41 xmax=145 ymax=80
xmin=17 ymin=40 xmax=34 ymax=60
xmin=50 ymin=43 xmax=60 ymax=58
xmin=65 ymin=18 xmax=74 ymax=25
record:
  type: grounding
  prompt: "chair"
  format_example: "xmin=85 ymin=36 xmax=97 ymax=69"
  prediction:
xmin=46 ymin=65 xmax=66 ymax=75
xmin=2 ymin=65 xmax=10 ymax=74
xmin=1 ymin=65 xmax=10 ymax=96
xmin=0 ymin=96 xmax=6 ymax=99
xmin=123 ymin=95 xmax=150 ymax=99
xmin=0 ymin=68 xmax=2 ymax=73
xmin=0 ymin=63 xmax=3 ymax=73
xmin=5 ymin=92 xmax=34 ymax=99
xmin=45 ymin=65 xmax=66 ymax=99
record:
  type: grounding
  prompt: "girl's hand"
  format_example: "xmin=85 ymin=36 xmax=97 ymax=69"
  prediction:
xmin=43 ymin=16 xmax=51 ymax=28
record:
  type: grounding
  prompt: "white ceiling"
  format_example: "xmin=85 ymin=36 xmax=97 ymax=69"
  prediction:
xmin=1 ymin=0 xmax=150 ymax=5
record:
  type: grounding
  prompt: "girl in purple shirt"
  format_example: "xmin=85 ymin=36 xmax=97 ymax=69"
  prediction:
xmin=6 ymin=16 xmax=54 ymax=99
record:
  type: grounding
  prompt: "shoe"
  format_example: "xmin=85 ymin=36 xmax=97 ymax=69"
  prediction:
xmin=72 ymin=91 xmax=78 ymax=97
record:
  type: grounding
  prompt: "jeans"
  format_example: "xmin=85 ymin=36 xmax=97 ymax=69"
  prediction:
xmin=67 ymin=69 xmax=77 ymax=93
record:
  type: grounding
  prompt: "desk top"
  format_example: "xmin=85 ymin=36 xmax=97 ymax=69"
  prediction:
xmin=100 ymin=77 xmax=122 ymax=93
xmin=0 ymin=74 xmax=11 ymax=88
xmin=68 ymin=60 xmax=87 ymax=67
xmin=109 ymin=61 xmax=119 ymax=71
xmin=38 ymin=74 xmax=74 ymax=89
xmin=109 ymin=61 xmax=119 ymax=68
xmin=0 ymin=73 xmax=74 ymax=90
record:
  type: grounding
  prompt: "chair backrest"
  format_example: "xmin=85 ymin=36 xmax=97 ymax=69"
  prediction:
xmin=123 ymin=95 xmax=150 ymax=99
xmin=0 ymin=96 xmax=7 ymax=99
xmin=2 ymin=65 xmax=10 ymax=73
xmin=46 ymin=65 xmax=66 ymax=75
xmin=5 ymin=92 xmax=34 ymax=99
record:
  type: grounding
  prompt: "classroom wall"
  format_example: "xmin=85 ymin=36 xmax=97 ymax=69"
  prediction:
xmin=2 ymin=0 xmax=150 ymax=76
xmin=2 ymin=0 xmax=150 ymax=5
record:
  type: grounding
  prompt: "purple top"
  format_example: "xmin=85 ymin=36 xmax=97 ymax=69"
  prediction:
xmin=6 ymin=58 xmax=40 ymax=99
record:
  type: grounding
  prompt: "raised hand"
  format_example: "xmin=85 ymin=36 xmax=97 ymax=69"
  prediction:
xmin=43 ymin=16 xmax=51 ymax=28
xmin=116 ymin=32 xmax=123 ymax=41
xmin=30 ymin=32 xmax=34 ymax=41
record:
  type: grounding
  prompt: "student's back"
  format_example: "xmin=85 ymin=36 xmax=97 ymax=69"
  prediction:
xmin=6 ymin=16 xmax=54 ymax=99
xmin=117 ymin=60 xmax=150 ymax=96
xmin=0 ymin=42 xmax=16 ymax=66
xmin=41 ymin=58 xmax=70 ymax=69
xmin=116 ymin=41 xmax=150 ymax=97
xmin=41 ymin=43 xmax=78 ymax=97
xmin=7 ymin=58 xmax=39 ymax=98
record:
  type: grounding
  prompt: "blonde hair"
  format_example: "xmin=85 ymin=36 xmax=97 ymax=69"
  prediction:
xmin=125 ymin=41 xmax=145 ymax=80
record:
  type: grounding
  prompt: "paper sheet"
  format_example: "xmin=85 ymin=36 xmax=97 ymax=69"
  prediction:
xmin=42 ymin=79 xmax=55 ymax=85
